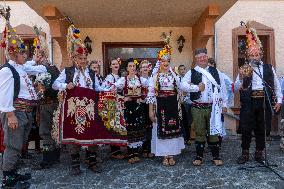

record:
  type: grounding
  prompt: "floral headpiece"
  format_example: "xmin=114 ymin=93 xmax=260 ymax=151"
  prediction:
xmin=0 ymin=6 xmax=27 ymax=58
xmin=117 ymin=57 xmax=122 ymax=65
xmin=67 ymin=24 xmax=88 ymax=58
xmin=33 ymin=25 xmax=49 ymax=58
xmin=241 ymin=21 xmax=263 ymax=56
xmin=158 ymin=31 xmax=172 ymax=61
xmin=134 ymin=59 xmax=139 ymax=66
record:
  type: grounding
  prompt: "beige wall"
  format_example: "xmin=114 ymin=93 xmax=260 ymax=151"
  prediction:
xmin=216 ymin=0 xmax=284 ymax=79
xmin=0 ymin=1 xmax=51 ymax=61
xmin=80 ymin=27 xmax=193 ymax=73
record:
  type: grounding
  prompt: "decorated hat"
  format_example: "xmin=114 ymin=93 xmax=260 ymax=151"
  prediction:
xmin=67 ymin=24 xmax=88 ymax=58
xmin=241 ymin=21 xmax=263 ymax=55
xmin=0 ymin=6 xmax=27 ymax=57
xmin=32 ymin=25 xmax=49 ymax=58
xmin=158 ymin=31 xmax=172 ymax=61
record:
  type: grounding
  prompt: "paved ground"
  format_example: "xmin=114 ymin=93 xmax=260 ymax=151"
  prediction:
xmin=1 ymin=138 xmax=284 ymax=189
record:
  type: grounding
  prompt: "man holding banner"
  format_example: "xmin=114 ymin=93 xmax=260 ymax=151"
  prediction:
xmin=52 ymin=25 xmax=127 ymax=175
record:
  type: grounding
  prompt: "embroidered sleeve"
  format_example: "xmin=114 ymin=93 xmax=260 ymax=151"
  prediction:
xmin=180 ymin=70 xmax=199 ymax=93
xmin=169 ymin=67 xmax=180 ymax=87
xmin=102 ymin=74 xmax=115 ymax=89
xmin=23 ymin=64 xmax=47 ymax=75
xmin=146 ymin=76 xmax=156 ymax=104
xmin=140 ymin=77 xmax=148 ymax=87
xmin=52 ymin=69 xmax=67 ymax=91
xmin=151 ymin=61 xmax=160 ymax=76
xmin=0 ymin=68 xmax=15 ymax=112
xmin=114 ymin=77 xmax=125 ymax=90
xmin=219 ymin=71 xmax=228 ymax=108
xmin=94 ymin=75 xmax=107 ymax=92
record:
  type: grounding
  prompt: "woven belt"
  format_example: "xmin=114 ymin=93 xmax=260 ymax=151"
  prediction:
xmin=192 ymin=102 xmax=212 ymax=109
xmin=251 ymin=90 xmax=265 ymax=98
xmin=14 ymin=98 xmax=37 ymax=112
xmin=158 ymin=90 xmax=177 ymax=97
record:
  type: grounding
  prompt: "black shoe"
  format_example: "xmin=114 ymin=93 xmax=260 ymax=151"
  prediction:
xmin=14 ymin=173 xmax=31 ymax=182
xmin=2 ymin=180 xmax=31 ymax=189
xmin=70 ymin=154 xmax=81 ymax=176
xmin=70 ymin=165 xmax=81 ymax=176
xmin=39 ymin=161 xmax=52 ymax=169
xmin=2 ymin=171 xmax=31 ymax=189
xmin=237 ymin=150 xmax=249 ymax=164
xmin=254 ymin=150 xmax=264 ymax=164
xmin=40 ymin=148 xmax=60 ymax=169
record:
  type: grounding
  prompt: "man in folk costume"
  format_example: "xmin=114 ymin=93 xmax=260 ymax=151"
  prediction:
xmin=31 ymin=25 xmax=61 ymax=169
xmin=180 ymin=48 xmax=227 ymax=166
xmin=235 ymin=22 xmax=282 ymax=164
xmin=52 ymin=25 xmax=105 ymax=175
xmin=0 ymin=6 xmax=47 ymax=188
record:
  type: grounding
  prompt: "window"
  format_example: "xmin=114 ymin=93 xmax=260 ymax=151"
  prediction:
xmin=102 ymin=42 xmax=164 ymax=75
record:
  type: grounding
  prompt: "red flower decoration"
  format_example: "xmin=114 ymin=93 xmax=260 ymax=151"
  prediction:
xmin=0 ymin=41 xmax=6 ymax=48
xmin=76 ymin=47 xmax=87 ymax=54
xmin=9 ymin=46 xmax=15 ymax=52
xmin=76 ymin=47 xmax=83 ymax=54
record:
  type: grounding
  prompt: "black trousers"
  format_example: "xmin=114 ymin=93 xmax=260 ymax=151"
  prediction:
xmin=240 ymin=98 xmax=272 ymax=151
xmin=181 ymin=103 xmax=192 ymax=141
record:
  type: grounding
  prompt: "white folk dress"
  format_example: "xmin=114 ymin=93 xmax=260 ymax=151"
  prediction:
xmin=147 ymin=69 xmax=185 ymax=156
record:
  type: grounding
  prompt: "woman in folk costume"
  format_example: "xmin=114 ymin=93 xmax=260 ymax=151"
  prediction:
xmin=180 ymin=48 xmax=227 ymax=166
xmin=52 ymin=25 xmax=105 ymax=175
xmin=139 ymin=60 xmax=154 ymax=158
xmin=147 ymin=33 xmax=185 ymax=166
xmin=112 ymin=58 xmax=148 ymax=164
xmin=102 ymin=58 xmax=126 ymax=159
xmin=0 ymin=6 xmax=47 ymax=188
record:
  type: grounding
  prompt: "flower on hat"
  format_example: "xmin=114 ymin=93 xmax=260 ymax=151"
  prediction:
xmin=73 ymin=33 xmax=80 ymax=39
xmin=11 ymin=39 xmax=16 ymax=44
xmin=117 ymin=58 xmax=122 ymax=64
xmin=134 ymin=60 xmax=139 ymax=66
xmin=76 ymin=46 xmax=84 ymax=54
xmin=20 ymin=43 xmax=26 ymax=49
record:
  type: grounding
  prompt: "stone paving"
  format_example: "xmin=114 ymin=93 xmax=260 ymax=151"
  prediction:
xmin=1 ymin=138 xmax=284 ymax=189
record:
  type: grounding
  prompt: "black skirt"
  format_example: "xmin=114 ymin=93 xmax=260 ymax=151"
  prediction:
xmin=156 ymin=95 xmax=182 ymax=139
xmin=124 ymin=100 xmax=146 ymax=143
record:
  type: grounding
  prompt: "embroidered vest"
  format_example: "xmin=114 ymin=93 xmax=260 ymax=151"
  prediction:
xmin=65 ymin=66 xmax=96 ymax=89
xmin=240 ymin=64 xmax=274 ymax=103
xmin=190 ymin=66 xmax=220 ymax=101
xmin=0 ymin=62 xmax=20 ymax=100
xmin=123 ymin=76 xmax=142 ymax=97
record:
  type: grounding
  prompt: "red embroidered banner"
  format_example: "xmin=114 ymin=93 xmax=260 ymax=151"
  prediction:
xmin=53 ymin=87 xmax=127 ymax=146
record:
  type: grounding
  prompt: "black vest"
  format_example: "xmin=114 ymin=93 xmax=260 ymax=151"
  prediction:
xmin=44 ymin=64 xmax=60 ymax=100
xmin=65 ymin=66 xmax=96 ymax=89
xmin=0 ymin=63 xmax=20 ymax=100
xmin=190 ymin=66 xmax=221 ymax=102
xmin=240 ymin=64 xmax=274 ymax=103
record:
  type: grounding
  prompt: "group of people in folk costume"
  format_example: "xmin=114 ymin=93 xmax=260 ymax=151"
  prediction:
xmin=0 ymin=6 xmax=283 ymax=189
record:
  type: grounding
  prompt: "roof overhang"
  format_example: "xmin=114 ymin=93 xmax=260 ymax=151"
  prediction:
xmin=23 ymin=0 xmax=238 ymax=28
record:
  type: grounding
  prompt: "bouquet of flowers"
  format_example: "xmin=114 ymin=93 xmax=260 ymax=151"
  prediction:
xmin=34 ymin=72 xmax=52 ymax=99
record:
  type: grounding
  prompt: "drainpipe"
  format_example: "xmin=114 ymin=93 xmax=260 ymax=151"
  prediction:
xmin=51 ymin=37 xmax=54 ymax=65
xmin=214 ymin=24 xmax=217 ymax=63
